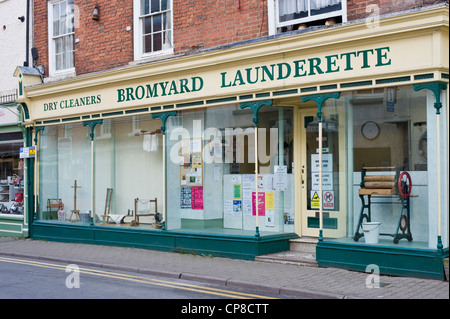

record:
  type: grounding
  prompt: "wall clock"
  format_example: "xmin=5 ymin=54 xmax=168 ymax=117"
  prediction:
xmin=361 ymin=121 xmax=380 ymax=140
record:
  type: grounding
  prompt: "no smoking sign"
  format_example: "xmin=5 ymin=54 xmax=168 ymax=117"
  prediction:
xmin=323 ymin=191 xmax=334 ymax=209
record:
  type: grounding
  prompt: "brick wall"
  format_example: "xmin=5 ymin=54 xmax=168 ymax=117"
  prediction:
xmin=33 ymin=0 xmax=49 ymax=76
xmin=33 ymin=0 xmax=133 ymax=77
xmin=74 ymin=1 xmax=133 ymax=75
xmin=173 ymin=0 xmax=268 ymax=54
xmin=347 ymin=0 xmax=448 ymax=21
xmin=33 ymin=0 xmax=448 ymax=78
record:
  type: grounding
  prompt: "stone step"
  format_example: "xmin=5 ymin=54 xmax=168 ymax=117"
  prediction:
xmin=289 ymin=237 xmax=318 ymax=253
xmin=255 ymin=251 xmax=318 ymax=267
xmin=255 ymin=237 xmax=319 ymax=267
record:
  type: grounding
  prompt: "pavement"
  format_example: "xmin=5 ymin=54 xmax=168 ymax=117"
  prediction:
xmin=0 ymin=237 xmax=448 ymax=299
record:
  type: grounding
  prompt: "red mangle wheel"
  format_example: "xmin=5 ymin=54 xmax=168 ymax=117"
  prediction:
xmin=398 ymin=171 xmax=412 ymax=199
xmin=400 ymin=215 xmax=408 ymax=232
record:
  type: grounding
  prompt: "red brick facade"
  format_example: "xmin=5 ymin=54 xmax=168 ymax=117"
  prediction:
xmin=33 ymin=0 xmax=448 ymax=78
xmin=347 ymin=0 xmax=448 ymax=20
xmin=173 ymin=0 xmax=268 ymax=53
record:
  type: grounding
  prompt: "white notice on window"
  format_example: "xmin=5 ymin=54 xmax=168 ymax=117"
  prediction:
xmin=311 ymin=154 xmax=333 ymax=172
xmin=273 ymin=165 xmax=287 ymax=191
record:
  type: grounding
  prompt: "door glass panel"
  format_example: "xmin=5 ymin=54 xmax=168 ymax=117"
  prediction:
xmin=305 ymin=116 xmax=339 ymax=212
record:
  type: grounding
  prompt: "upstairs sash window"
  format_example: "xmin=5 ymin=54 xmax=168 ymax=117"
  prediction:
xmin=135 ymin=0 xmax=173 ymax=59
xmin=49 ymin=0 xmax=75 ymax=74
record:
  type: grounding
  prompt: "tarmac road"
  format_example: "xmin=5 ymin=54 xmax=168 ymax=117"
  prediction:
xmin=0 ymin=237 xmax=448 ymax=300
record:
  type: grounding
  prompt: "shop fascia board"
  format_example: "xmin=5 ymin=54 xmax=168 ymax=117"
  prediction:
xmin=23 ymin=5 xmax=448 ymax=100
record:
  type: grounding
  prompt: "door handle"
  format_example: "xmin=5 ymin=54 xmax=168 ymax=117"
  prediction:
xmin=301 ymin=165 xmax=305 ymax=186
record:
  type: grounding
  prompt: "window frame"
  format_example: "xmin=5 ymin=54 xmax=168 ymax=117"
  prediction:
xmin=47 ymin=0 xmax=75 ymax=77
xmin=268 ymin=0 xmax=347 ymax=35
xmin=133 ymin=0 xmax=174 ymax=61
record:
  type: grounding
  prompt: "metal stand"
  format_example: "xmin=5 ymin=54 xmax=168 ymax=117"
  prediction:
xmin=353 ymin=167 xmax=414 ymax=244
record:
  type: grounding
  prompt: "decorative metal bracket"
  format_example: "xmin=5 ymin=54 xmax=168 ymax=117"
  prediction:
xmin=83 ymin=119 xmax=103 ymax=141
xmin=301 ymin=93 xmax=340 ymax=122
xmin=239 ymin=100 xmax=273 ymax=127
xmin=34 ymin=126 xmax=45 ymax=144
xmin=19 ymin=103 xmax=30 ymax=120
xmin=414 ymin=81 xmax=447 ymax=114
xmin=152 ymin=111 xmax=177 ymax=134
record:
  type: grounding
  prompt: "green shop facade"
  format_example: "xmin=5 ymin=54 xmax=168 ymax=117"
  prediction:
xmin=0 ymin=91 xmax=29 ymax=238
xmin=15 ymin=6 xmax=449 ymax=279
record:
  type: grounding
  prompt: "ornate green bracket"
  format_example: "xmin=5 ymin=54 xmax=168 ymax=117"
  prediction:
xmin=301 ymin=93 xmax=340 ymax=122
xmin=83 ymin=119 xmax=103 ymax=141
xmin=240 ymin=100 xmax=273 ymax=127
xmin=152 ymin=111 xmax=177 ymax=134
xmin=19 ymin=103 xmax=30 ymax=120
xmin=414 ymin=81 xmax=447 ymax=114
xmin=34 ymin=126 xmax=45 ymax=144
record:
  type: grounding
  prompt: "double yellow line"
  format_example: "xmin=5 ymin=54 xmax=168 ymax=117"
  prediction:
xmin=0 ymin=256 xmax=277 ymax=299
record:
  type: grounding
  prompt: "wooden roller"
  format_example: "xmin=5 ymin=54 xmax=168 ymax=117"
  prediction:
xmin=359 ymin=188 xmax=395 ymax=195
xmin=364 ymin=181 xmax=396 ymax=189
xmin=364 ymin=175 xmax=396 ymax=182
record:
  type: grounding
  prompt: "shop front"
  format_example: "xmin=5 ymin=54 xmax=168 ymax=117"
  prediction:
xmin=0 ymin=102 xmax=28 ymax=238
xmin=16 ymin=6 xmax=448 ymax=277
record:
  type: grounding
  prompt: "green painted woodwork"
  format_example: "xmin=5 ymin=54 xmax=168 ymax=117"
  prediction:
xmin=82 ymin=119 xmax=103 ymax=141
xmin=301 ymin=92 xmax=340 ymax=122
xmin=414 ymin=81 xmax=448 ymax=114
xmin=239 ymin=100 xmax=273 ymax=126
xmin=0 ymin=216 xmax=27 ymax=237
xmin=317 ymin=239 xmax=449 ymax=280
xmin=307 ymin=217 xmax=338 ymax=229
xmin=152 ymin=111 xmax=177 ymax=134
xmin=30 ymin=221 xmax=296 ymax=260
xmin=34 ymin=126 xmax=45 ymax=144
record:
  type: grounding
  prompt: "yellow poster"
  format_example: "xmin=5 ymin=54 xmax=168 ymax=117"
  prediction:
xmin=265 ymin=192 xmax=275 ymax=210
xmin=311 ymin=191 xmax=320 ymax=208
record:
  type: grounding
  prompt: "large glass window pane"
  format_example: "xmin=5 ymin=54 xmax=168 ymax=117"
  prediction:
xmin=342 ymin=86 xmax=431 ymax=247
xmin=93 ymin=115 xmax=163 ymax=228
xmin=165 ymin=104 xmax=295 ymax=235
xmin=38 ymin=124 xmax=91 ymax=222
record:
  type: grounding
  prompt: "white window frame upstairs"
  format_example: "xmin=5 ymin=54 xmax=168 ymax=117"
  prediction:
xmin=133 ymin=0 xmax=174 ymax=61
xmin=268 ymin=0 xmax=347 ymax=35
xmin=48 ymin=0 xmax=75 ymax=76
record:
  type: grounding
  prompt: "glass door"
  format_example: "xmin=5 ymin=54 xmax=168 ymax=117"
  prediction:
xmin=299 ymin=109 xmax=346 ymax=238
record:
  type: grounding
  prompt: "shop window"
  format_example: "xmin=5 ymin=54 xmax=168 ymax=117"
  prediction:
xmin=134 ymin=0 xmax=173 ymax=60
xmin=38 ymin=124 xmax=91 ymax=221
xmin=0 ymin=132 xmax=24 ymax=215
xmin=38 ymin=115 xmax=164 ymax=227
xmin=93 ymin=115 xmax=163 ymax=227
xmin=351 ymin=87 xmax=427 ymax=172
xmin=318 ymin=85 xmax=434 ymax=247
xmin=48 ymin=0 xmax=75 ymax=76
xmin=269 ymin=0 xmax=346 ymax=34
xmin=165 ymin=104 xmax=295 ymax=235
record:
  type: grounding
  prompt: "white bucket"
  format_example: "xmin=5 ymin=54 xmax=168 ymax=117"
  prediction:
xmin=362 ymin=222 xmax=381 ymax=244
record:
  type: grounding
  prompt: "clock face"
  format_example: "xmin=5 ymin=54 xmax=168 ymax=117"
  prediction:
xmin=361 ymin=121 xmax=379 ymax=140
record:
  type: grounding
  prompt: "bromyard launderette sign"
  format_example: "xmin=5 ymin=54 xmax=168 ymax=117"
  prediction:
xmin=39 ymin=46 xmax=392 ymax=115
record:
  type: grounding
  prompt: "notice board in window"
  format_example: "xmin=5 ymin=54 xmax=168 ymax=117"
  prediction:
xmin=180 ymin=138 xmax=203 ymax=187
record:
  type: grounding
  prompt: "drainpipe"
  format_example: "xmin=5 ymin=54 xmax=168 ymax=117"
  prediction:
xmin=24 ymin=0 xmax=30 ymax=66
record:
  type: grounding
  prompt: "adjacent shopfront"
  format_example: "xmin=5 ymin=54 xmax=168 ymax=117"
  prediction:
xmin=16 ymin=6 xmax=448 ymax=278
xmin=0 ymin=103 xmax=28 ymax=237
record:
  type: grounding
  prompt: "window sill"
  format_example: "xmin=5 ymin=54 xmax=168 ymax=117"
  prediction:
xmin=45 ymin=70 xmax=76 ymax=83
xmin=131 ymin=50 xmax=174 ymax=66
